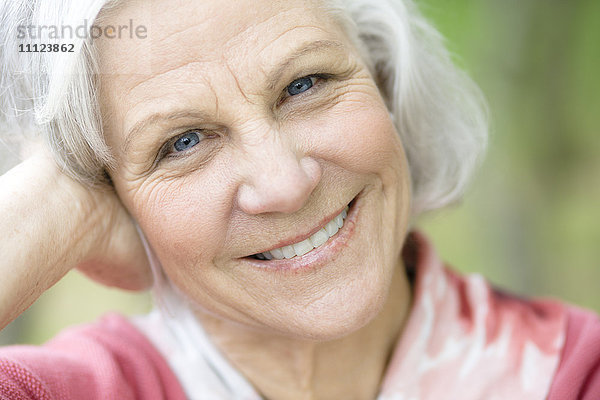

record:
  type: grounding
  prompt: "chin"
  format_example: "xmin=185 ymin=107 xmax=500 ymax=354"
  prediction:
xmin=271 ymin=269 xmax=391 ymax=341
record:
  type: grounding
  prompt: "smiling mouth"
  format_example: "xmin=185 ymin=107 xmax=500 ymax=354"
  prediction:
xmin=248 ymin=199 xmax=355 ymax=261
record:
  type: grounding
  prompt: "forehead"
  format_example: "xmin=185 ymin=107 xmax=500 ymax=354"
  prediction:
xmin=96 ymin=0 xmax=350 ymax=116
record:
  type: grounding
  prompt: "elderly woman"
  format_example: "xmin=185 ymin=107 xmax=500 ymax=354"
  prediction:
xmin=0 ymin=0 xmax=598 ymax=399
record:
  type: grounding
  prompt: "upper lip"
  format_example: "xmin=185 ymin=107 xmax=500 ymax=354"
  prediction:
xmin=245 ymin=200 xmax=354 ymax=258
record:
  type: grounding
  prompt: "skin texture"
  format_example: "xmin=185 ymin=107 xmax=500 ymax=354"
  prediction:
xmin=97 ymin=0 xmax=413 ymax=397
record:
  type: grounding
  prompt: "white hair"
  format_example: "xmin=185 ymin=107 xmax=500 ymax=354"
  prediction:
xmin=0 ymin=0 xmax=487 ymax=213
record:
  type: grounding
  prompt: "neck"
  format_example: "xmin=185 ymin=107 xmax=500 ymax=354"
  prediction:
xmin=198 ymin=263 xmax=412 ymax=400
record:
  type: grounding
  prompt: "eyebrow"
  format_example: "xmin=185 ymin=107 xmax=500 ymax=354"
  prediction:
xmin=122 ymin=39 xmax=347 ymax=152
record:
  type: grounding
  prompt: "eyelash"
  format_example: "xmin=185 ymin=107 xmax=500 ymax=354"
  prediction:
xmin=157 ymin=130 xmax=209 ymax=162
xmin=157 ymin=73 xmax=332 ymax=162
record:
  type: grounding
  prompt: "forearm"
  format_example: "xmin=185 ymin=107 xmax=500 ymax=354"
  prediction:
xmin=0 ymin=155 xmax=101 ymax=330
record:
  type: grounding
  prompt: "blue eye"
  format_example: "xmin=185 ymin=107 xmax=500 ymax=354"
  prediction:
xmin=173 ymin=131 xmax=202 ymax=152
xmin=287 ymin=76 xmax=315 ymax=96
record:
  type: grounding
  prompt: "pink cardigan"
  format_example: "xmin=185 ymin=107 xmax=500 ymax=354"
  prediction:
xmin=1 ymin=233 xmax=599 ymax=399
xmin=0 ymin=314 xmax=186 ymax=400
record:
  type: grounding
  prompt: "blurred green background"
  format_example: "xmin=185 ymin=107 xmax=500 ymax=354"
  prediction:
xmin=1 ymin=0 xmax=599 ymax=346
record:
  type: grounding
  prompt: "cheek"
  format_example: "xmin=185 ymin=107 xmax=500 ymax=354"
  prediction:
xmin=303 ymin=98 xmax=405 ymax=178
xmin=120 ymin=170 xmax=234 ymax=268
xmin=307 ymin=95 xmax=411 ymax=248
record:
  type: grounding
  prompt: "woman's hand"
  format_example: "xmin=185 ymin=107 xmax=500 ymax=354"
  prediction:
xmin=76 ymin=177 xmax=153 ymax=291
xmin=0 ymin=148 xmax=151 ymax=331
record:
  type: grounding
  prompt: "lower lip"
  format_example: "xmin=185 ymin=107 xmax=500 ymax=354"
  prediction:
xmin=242 ymin=191 xmax=363 ymax=274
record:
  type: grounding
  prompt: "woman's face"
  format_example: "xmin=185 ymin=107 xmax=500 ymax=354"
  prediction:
xmin=99 ymin=0 xmax=411 ymax=340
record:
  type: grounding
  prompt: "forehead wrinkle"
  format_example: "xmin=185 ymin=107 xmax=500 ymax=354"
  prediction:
xmin=224 ymin=60 xmax=252 ymax=105
xmin=207 ymin=76 xmax=221 ymax=122
xmin=117 ymin=15 xmax=275 ymax=116
xmin=218 ymin=4 xmax=320 ymax=57
xmin=257 ymin=24 xmax=332 ymax=56
xmin=121 ymin=59 xmax=207 ymax=100
xmin=113 ymin=10 xmax=239 ymax=99
xmin=141 ymin=1 xmax=292 ymax=83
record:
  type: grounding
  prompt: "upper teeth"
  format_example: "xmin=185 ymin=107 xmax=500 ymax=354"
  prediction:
xmin=255 ymin=206 xmax=349 ymax=261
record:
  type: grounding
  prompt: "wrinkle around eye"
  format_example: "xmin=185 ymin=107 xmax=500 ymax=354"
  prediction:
xmin=124 ymin=158 xmax=199 ymax=204
xmin=276 ymin=76 xmax=380 ymax=126
xmin=128 ymin=169 xmax=183 ymax=221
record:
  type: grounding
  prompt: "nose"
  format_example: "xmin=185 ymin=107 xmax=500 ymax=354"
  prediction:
xmin=236 ymin=133 xmax=321 ymax=215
